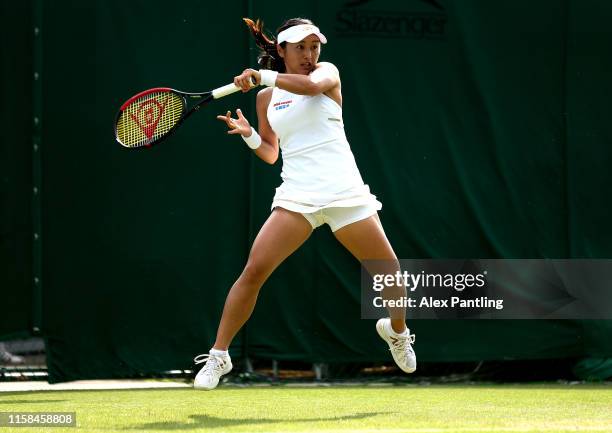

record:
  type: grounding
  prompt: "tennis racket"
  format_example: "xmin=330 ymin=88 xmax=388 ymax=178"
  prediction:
xmin=114 ymin=78 xmax=257 ymax=148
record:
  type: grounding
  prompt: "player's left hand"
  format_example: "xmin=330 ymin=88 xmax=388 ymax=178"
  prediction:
xmin=216 ymin=108 xmax=252 ymax=136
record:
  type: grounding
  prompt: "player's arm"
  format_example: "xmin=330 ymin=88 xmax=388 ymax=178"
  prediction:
xmin=234 ymin=63 xmax=340 ymax=97
xmin=216 ymin=88 xmax=278 ymax=164
xmin=274 ymin=62 xmax=340 ymax=96
xmin=252 ymin=88 xmax=279 ymax=164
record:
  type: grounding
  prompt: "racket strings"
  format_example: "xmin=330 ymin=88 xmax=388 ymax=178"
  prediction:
xmin=116 ymin=91 xmax=185 ymax=147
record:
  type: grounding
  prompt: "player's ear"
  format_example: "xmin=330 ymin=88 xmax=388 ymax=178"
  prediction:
xmin=276 ymin=44 xmax=285 ymax=58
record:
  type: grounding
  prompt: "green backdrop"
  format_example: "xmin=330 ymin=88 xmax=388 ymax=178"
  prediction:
xmin=2 ymin=0 xmax=611 ymax=382
xmin=1 ymin=0 xmax=33 ymax=340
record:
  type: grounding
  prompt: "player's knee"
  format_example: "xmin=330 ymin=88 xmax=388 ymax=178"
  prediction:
xmin=240 ymin=260 xmax=268 ymax=289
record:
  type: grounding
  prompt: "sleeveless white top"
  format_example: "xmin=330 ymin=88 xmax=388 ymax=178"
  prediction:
xmin=267 ymin=85 xmax=382 ymax=213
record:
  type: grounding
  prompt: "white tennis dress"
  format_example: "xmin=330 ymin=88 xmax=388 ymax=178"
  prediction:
xmin=267 ymin=80 xmax=382 ymax=214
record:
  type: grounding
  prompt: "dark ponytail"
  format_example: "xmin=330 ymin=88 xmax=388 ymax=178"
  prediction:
xmin=243 ymin=17 xmax=316 ymax=73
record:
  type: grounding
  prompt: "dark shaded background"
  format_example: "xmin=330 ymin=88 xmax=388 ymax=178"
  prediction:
xmin=1 ymin=0 xmax=611 ymax=382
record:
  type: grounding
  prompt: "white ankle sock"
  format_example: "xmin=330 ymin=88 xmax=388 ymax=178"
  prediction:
xmin=210 ymin=348 xmax=229 ymax=357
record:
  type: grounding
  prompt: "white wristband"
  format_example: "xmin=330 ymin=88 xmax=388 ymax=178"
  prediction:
xmin=242 ymin=128 xmax=262 ymax=150
xmin=259 ymin=69 xmax=278 ymax=87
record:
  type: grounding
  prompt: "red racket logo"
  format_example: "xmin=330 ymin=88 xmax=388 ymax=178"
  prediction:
xmin=129 ymin=96 xmax=169 ymax=139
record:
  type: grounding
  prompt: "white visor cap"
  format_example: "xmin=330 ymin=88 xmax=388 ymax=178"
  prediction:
xmin=277 ymin=24 xmax=327 ymax=44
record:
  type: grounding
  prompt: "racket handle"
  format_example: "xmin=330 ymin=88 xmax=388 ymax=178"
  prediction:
xmin=212 ymin=77 xmax=258 ymax=99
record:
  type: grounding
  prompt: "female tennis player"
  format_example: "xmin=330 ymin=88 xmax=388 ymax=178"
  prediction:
xmin=194 ymin=18 xmax=416 ymax=390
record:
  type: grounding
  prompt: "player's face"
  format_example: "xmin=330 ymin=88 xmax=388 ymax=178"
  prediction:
xmin=278 ymin=35 xmax=321 ymax=75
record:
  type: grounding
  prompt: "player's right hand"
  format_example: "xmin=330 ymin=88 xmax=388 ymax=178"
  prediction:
xmin=234 ymin=69 xmax=260 ymax=92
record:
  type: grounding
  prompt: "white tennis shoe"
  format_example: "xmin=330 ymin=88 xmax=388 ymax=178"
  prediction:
xmin=193 ymin=352 xmax=232 ymax=390
xmin=376 ymin=318 xmax=417 ymax=373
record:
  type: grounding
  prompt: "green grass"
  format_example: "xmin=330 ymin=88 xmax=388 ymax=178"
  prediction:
xmin=1 ymin=383 xmax=611 ymax=432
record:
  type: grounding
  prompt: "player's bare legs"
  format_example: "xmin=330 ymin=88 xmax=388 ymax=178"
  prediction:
xmin=195 ymin=208 xmax=312 ymax=389
xmin=333 ymin=214 xmax=406 ymax=332
xmin=333 ymin=213 xmax=416 ymax=373
xmin=213 ymin=207 xmax=312 ymax=350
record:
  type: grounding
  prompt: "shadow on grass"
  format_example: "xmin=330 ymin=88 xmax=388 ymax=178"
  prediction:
xmin=128 ymin=412 xmax=387 ymax=431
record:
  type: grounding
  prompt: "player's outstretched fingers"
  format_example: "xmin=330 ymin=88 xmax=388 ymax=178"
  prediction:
xmin=216 ymin=111 xmax=235 ymax=130
xmin=223 ymin=108 xmax=246 ymax=135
